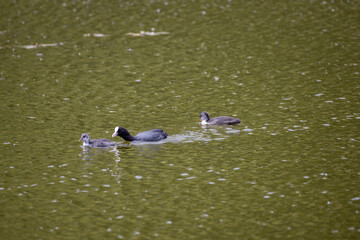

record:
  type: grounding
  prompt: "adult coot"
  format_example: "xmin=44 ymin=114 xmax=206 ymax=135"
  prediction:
xmin=112 ymin=127 xmax=168 ymax=142
xmin=79 ymin=133 xmax=116 ymax=147
xmin=199 ymin=111 xmax=241 ymax=125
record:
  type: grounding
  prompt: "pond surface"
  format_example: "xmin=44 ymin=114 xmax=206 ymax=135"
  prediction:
xmin=1 ymin=1 xmax=359 ymax=239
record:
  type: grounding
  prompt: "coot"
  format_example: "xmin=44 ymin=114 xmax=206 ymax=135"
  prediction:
xmin=79 ymin=133 xmax=116 ymax=147
xmin=199 ymin=111 xmax=241 ymax=125
xmin=112 ymin=127 xmax=168 ymax=142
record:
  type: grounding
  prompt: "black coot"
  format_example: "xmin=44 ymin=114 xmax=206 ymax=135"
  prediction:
xmin=112 ymin=127 xmax=168 ymax=142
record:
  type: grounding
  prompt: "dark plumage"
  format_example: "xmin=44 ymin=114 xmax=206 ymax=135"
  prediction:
xmin=112 ymin=126 xmax=168 ymax=142
xmin=199 ymin=111 xmax=241 ymax=125
xmin=79 ymin=133 xmax=116 ymax=147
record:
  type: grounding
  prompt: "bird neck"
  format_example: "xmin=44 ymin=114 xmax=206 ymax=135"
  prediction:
xmin=119 ymin=129 xmax=135 ymax=141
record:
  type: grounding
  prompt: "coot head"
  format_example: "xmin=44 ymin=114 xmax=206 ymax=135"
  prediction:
xmin=112 ymin=127 xmax=124 ymax=138
xmin=199 ymin=112 xmax=210 ymax=122
xmin=112 ymin=126 xmax=135 ymax=141
xmin=79 ymin=133 xmax=90 ymax=144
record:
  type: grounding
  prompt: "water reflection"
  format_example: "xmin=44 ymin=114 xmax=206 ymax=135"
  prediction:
xmin=81 ymin=145 xmax=115 ymax=158
xmin=126 ymin=31 xmax=170 ymax=37
xmin=167 ymin=130 xmax=212 ymax=143
xmin=83 ymin=33 xmax=108 ymax=38
xmin=200 ymin=123 xmax=243 ymax=139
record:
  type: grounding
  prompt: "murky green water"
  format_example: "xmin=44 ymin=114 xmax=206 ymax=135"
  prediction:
xmin=1 ymin=1 xmax=359 ymax=239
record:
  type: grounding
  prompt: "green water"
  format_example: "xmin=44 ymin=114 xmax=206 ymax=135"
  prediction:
xmin=1 ymin=1 xmax=359 ymax=239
